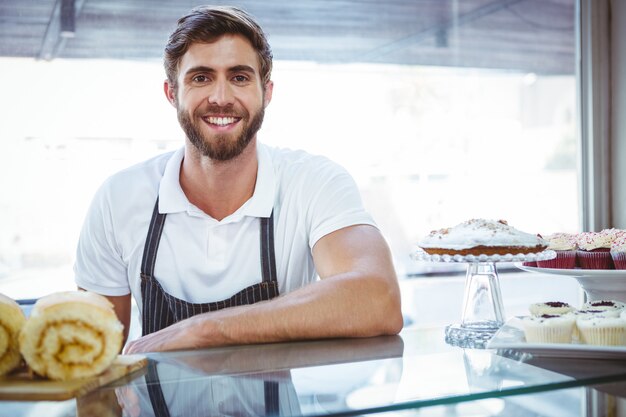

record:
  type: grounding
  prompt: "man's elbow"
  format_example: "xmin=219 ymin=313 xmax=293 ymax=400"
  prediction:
xmin=370 ymin=277 xmax=403 ymax=336
xmin=382 ymin=290 xmax=404 ymax=335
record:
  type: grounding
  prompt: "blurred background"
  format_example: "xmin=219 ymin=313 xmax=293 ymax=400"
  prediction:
xmin=0 ymin=0 xmax=581 ymax=324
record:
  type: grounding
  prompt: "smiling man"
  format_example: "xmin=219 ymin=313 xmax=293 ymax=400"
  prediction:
xmin=74 ymin=6 xmax=402 ymax=353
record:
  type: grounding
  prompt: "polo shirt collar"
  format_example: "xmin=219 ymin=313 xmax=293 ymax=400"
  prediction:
xmin=158 ymin=145 xmax=275 ymax=220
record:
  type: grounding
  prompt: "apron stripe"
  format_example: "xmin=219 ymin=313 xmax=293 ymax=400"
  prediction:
xmin=139 ymin=199 xmax=280 ymax=416
xmin=264 ymin=380 xmax=279 ymax=416
xmin=260 ymin=217 xmax=269 ymax=283
xmin=267 ymin=214 xmax=277 ymax=283
xmin=145 ymin=360 xmax=172 ymax=417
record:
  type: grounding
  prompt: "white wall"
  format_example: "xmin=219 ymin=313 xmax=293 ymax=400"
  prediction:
xmin=612 ymin=0 xmax=626 ymax=228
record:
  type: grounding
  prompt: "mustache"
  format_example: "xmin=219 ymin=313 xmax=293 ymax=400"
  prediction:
xmin=198 ymin=105 xmax=243 ymax=117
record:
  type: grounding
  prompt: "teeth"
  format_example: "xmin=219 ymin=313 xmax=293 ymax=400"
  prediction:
xmin=207 ymin=117 xmax=236 ymax=126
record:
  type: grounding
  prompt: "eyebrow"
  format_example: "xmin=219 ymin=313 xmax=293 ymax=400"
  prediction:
xmin=229 ymin=65 xmax=256 ymax=75
xmin=184 ymin=65 xmax=257 ymax=77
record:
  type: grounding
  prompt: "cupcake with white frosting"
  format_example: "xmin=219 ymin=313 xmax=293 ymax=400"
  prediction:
xmin=571 ymin=308 xmax=621 ymax=340
xmin=521 ymin=314 xmax=576 ymax=344
xmin=529 ymin=301 xmax=575 ymax=316
xmin=576 ymin=230 xmax=616 ymax=269
xmin=576 ymin=316 xmax=626 ymax=346
xmin=611 ymin=232 xmax=626 ymax=270
xmin=574 ymin=308 xmax=622 ymax=318
xmin=536 ymin=233 xmax=577 ymax=269
xmin=582 ymin=300 xmax=625 ymax=314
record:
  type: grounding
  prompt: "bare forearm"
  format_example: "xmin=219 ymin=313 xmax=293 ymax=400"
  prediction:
xmin=123 ymin=225 xmax=403 ymax=354
xmin=213 ymin=272 xmax=402 ymax=345
xmin=124 ymin=272 xmax=401 ymax=353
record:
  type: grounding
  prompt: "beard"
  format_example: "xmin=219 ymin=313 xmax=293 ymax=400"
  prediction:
xmin=178 ymin=103 xmax=265 ymax=161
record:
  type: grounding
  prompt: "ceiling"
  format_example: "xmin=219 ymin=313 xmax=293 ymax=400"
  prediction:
xmin=0 ymin=0 xmax=575 ymax=74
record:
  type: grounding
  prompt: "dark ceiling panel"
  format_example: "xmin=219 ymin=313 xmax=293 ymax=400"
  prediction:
xmin=0 ymin=0 xmax=575 ymax=74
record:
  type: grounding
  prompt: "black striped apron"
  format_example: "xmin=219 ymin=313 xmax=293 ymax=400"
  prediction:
xmin=140 ymin=198 xmax=281 ymax=416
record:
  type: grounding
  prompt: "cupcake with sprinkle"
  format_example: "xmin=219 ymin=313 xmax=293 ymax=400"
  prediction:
xmin=610 ymin=232 xmax=626 ymax=270
xmin=576 ymin=230 xmax=616 ymax=269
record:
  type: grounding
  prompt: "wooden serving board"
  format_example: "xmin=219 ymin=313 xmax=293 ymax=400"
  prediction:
xmin=0 ymin=354 xmax=148 ymax=401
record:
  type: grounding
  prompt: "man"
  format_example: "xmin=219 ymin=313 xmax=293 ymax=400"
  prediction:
xmin=74 ymin=5 xmax=402 ymax=354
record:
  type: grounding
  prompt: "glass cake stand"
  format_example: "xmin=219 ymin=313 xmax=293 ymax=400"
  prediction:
xmin=411 ymin=249 xmax=556 ymax=349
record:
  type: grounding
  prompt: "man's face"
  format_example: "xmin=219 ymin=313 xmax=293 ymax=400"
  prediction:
xmin=167 ymin=35 xmax=273 ymax=161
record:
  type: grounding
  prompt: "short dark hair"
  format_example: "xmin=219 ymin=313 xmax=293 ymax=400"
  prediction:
xmin=164 ymin=6 xmax=273 ymax=89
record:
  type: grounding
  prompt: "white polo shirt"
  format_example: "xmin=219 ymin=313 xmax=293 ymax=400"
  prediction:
xmin=74 ymin=144 xmax=375 ymax=316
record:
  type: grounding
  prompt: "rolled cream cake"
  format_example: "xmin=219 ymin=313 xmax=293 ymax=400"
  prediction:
xmin=0 ymin=293 xmax=26 ymax=375
xmin=418 ymin=219 xmax=547 ymax=256
xmin=19 ymin=291 xmax=123 ymax=381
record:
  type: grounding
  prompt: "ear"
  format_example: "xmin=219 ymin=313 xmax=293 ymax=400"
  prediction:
xmin=263 ymin=80 xmax=274 ymax=108
xmin=164 ymin=80 xmax=177 ymax=108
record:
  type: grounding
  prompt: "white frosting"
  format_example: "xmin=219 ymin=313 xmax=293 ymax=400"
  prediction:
xmin=523 ymin=314 xmax=576 ymax=326
xmin=581 ymin=300 xmax=625 ymax=312
xmin=574 ymin=308 xmax=621 ymax=318
xmin=611 ymin=233 xmax=626 ymax=253
xmin=529 ymin=301 xmax=574 ymax=316
xmin=543 ymin=233 xmax=577 ymax=251
xmin=418 ymin=219 xmax=546 ymax=250
xmin=577 ymin=230 xmax=620 ymax=251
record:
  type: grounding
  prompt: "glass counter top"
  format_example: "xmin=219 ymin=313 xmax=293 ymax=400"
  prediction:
xmin=2 ymin=326 xmax=626 ymax=416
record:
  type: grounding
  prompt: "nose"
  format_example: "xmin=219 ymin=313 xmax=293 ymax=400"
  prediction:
xmin=208 ymin=79 xmax=234 ymax=106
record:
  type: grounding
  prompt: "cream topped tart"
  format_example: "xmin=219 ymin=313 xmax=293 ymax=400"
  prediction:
xmin=418 ymin=219 xmax=547 ymax=256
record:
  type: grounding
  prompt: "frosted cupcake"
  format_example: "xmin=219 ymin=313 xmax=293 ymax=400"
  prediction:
xmin=576 ymin=230 xmax=615 ymax=269
xmin=529 ymin=301 xmax=575 ymax=316
xmin=575 ymin=308 xmax=622 ymax=318
xmin=576 ymin=316 xmax=626 ymax=345
xmin=522 ymin=314 xmax=576 ymax=343
xmin=582 ymin=300 xmax=626 ymax=314
xmin=611 ymin=232 xmax=626 ymax=270
xmin=571 ymin=308 xmax=621 ymax=340
xmin=536 ymin=233 xmax=577 ymax=269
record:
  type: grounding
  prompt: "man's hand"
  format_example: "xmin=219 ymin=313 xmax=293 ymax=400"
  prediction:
xmin=124 ymin=313 xmax=214 ymax=353
xmin=115 ymin=385 xmax=141 ymax=417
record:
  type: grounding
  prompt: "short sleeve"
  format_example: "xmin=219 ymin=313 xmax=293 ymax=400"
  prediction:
xmin=305 ymin=159 xmax=376 ymax=248
xmin=74 ymin=182 xmax=130 ymax=296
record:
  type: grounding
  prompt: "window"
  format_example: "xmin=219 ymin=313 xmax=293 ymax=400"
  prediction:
xmin=0 ymin=0 xmax=578 ymax=300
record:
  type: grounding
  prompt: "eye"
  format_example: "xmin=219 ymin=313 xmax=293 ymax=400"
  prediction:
xmin=233 ymin=74 xmax=249 ymax=83
xmin=192 ymin=74 xmax=209 ymax=83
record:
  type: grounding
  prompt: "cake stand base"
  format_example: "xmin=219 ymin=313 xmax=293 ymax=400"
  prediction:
xmin=411 ymin=249 xmax=556 ymax=349
xmin=445 ymin=322 xmax=500 ymax=349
